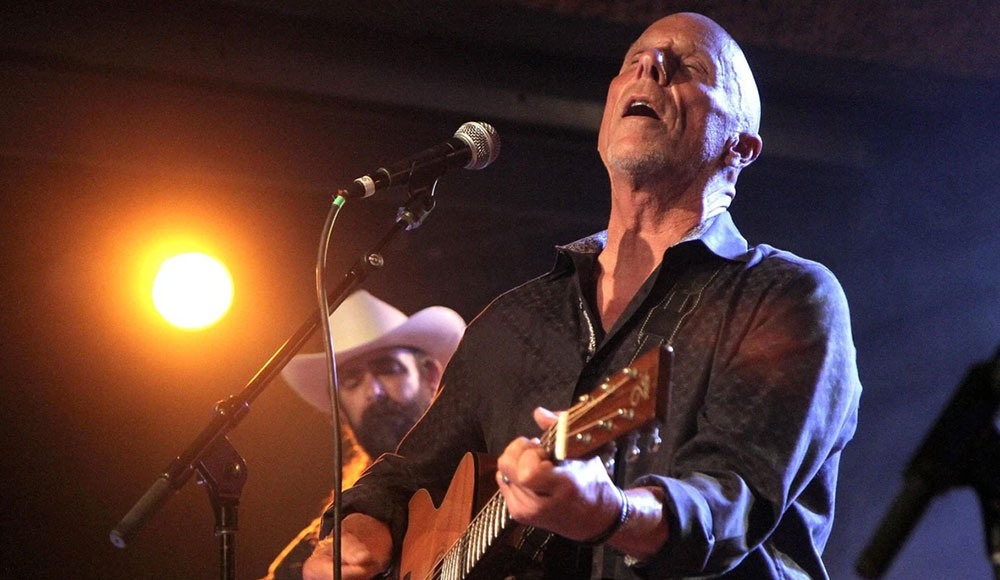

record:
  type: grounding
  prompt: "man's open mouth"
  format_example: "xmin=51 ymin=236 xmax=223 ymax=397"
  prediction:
xmin=623 ymin=100 xmax=660 ymax=119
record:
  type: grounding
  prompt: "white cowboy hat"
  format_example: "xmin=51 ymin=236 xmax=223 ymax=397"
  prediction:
xmin=281 ymin=290 xmax=465 ymax=414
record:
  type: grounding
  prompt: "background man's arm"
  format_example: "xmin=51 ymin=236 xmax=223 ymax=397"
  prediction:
xmin=302 ymin=513 xmax=392 ymax=580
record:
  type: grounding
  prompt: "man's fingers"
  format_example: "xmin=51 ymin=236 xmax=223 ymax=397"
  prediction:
xmin=499 ymin=467 xmax=558 ymax=525
xmin=497 ymin=437 xmax=542 ymax=477
xmin=533 ymin=406 xmax=560 ymax=430
xmin=498 ymin=437 xmax=553 ymax=483
xmin=304 ymin=535 xmax=384 ymax=580
xmin=497 ymin=436 xmax=534 ymax=479
xmin=497 ymin=436 xmax=565 ymax=501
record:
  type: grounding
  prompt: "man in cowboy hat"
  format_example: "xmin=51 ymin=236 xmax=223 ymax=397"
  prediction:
xmin=261 ymin=290 xmax=465 ymax=580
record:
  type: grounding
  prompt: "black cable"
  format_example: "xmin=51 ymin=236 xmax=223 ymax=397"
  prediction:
xmin=316 ymin=194 xmax=348 ymax=580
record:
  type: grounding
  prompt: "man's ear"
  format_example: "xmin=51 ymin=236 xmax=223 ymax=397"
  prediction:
xmin=726 ymin=132 xmax=762 ymax=168
xmin=420 ymin=357 xmax=444 ymax=395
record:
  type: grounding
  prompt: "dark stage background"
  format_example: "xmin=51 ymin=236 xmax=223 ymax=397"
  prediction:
xmin=2 ymin=2 xmax=998 ymax=579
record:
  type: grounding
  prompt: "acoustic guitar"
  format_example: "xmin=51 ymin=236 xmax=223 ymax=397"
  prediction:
xmin=398 ymin=345 xmax=672 ymax=580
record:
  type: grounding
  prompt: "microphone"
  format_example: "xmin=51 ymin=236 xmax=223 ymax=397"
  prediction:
xmin=342 ymin=121 xmax=500 ymax=198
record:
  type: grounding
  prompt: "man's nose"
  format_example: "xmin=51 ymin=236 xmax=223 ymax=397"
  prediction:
xmin=636 ymin=49 xmax=668 ymax=84
xmin=360 ymin=374 xmax=387 ymax=402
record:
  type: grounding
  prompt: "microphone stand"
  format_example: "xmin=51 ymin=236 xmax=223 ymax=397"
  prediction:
xmin=856 ymin=346 xmax=1000 ymax=579
xmin=977 ymin=483 xmax=1000 ymax=580
xmin=110 ymin=181 xmax=439 ymax=580
xmin=973 ymin=421 xmax=1000 ymax=580
xmin=197 ymin=436 xmax=248 ymax=579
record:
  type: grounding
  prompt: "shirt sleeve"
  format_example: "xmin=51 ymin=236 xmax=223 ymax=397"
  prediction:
xmin=631 ymin=258 xmax=862 ymax=577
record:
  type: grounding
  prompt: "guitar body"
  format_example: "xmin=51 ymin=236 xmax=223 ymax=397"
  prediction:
xmin=400 ymin=452 xmax=481 ymax=580
xmin=399 ymin=453 xmax=546 ymax=580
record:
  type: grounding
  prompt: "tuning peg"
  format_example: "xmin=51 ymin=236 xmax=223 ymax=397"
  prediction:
xmin=648 ymin=426 xmax=662 ymax=453
xmin=626 ymin=432 xmax=641 ymax=463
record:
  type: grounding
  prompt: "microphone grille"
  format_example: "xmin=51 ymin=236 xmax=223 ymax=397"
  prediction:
xmin=455 ymin=121 xmax=500 ymax=170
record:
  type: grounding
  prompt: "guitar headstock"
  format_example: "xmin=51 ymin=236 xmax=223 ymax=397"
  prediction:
xmin=548 ymin=345 xmax=672 ymax=460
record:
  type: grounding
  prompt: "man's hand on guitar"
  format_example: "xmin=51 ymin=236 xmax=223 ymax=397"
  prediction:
xmin=302 ymin=513 xmax=393 ymax=580
xmin=495 ymin=407 xmax=624 ymax=543
xmin=496 ymin=407 xmax=670 ymax=562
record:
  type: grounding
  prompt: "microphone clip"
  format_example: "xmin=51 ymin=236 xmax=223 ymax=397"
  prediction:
xmin=396 ymin=178 xmax=438 ymax=231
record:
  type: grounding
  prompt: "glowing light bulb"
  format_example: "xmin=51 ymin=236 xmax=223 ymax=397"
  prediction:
xmin=152 ymin=252 xmax=233 ymax=330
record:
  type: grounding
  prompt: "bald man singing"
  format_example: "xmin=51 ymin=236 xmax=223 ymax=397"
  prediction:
xmin=305 ymin=13 xmax=861 ymax=580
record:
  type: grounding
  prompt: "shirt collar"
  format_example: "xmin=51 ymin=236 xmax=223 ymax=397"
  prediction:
xmin=556 ymin=211 xmax=751 ymax=263
xmin=693 ymin=211 xmax=751 ymax=262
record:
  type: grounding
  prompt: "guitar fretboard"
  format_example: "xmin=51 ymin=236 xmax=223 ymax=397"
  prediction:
xmin=433 ymin=490 xmax=510 ymax=580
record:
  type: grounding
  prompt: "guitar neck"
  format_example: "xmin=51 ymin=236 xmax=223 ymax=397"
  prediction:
xmin=402 ymin=346 xmax=672 ymax=580
xmin=433 ymin=406 xmax=629 ymax=579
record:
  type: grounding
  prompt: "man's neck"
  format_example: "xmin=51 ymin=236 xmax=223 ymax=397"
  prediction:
xmin=594 ymin=174 xmax=730 ymax=331
xmin=604 ymin=178 xmax=703 ymax=256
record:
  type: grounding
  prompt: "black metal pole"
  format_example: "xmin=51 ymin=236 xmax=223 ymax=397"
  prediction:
xmin=196 ymin=437 xmax=247 ymax=580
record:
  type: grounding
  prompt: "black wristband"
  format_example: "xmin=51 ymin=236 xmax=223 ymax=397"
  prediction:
xmin=582 ymin=486 xmax=630 ymax=546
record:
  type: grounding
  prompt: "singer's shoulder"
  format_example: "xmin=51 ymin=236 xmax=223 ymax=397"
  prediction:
xmin=741 ymin=243 xmax=853 ymax=332
xmin=748 ymin=244 xmax=845 ymax=293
